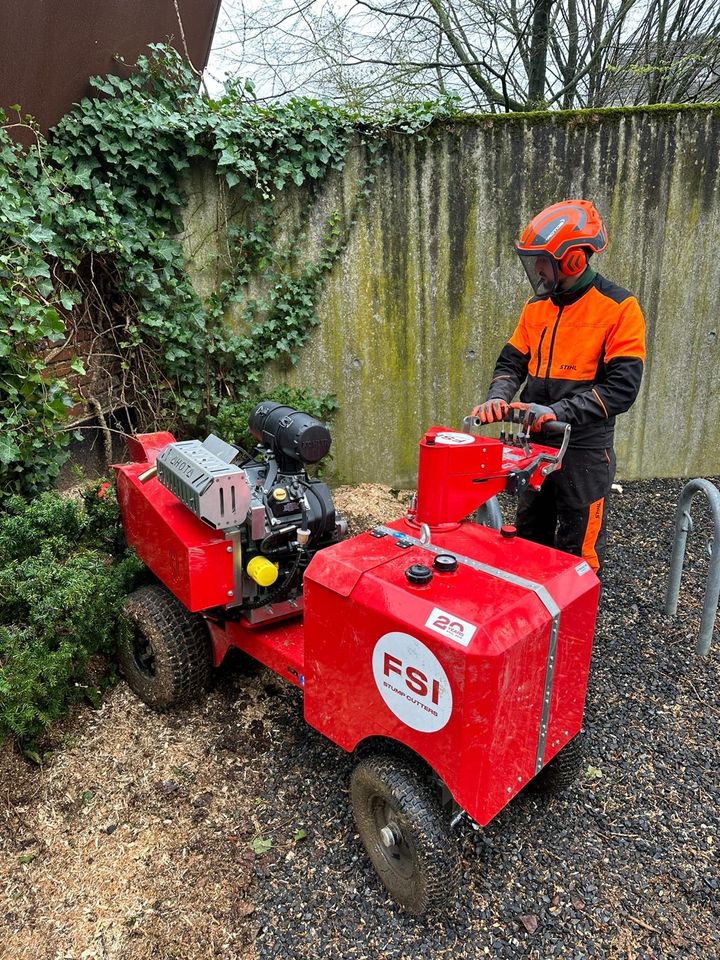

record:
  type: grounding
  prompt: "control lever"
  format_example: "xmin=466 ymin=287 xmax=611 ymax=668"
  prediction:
xmin=463 ymin=408 xmax=536 ymax=455
xmin=462 ymin=412 xmax=571 ymax=490
xmin=511 ymin=421 xmax=571 ymax=489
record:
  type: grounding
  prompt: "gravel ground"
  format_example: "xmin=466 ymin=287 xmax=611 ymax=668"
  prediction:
xmin=1 ymin=478 xmax=719 ymax=959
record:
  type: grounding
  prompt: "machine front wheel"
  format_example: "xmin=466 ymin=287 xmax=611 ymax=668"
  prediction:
xmin=119 ymin=584 xmax=212 ymax=710
xmin=350 ymin=754 xmax=460 ymax=914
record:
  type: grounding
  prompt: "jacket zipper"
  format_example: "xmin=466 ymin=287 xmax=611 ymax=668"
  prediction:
xmin=544 ymin=305 xmax=564 ymax=400
xmin=535 ymin=327 xmax=547 ymax=377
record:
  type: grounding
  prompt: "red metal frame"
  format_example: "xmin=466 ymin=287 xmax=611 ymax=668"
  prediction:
xmin=206 ymin=616 xmax=305 ymax=686
xmin=114 ymin=423 xmax=599 ymax=827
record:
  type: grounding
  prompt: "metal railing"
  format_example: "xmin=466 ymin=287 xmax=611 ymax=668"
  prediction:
xmin=664 ymin=478 xmax=720 ymax=656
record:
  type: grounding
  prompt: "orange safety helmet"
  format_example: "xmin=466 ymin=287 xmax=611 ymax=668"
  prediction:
xmin=515 ymin=199 xmax=608 ymax=296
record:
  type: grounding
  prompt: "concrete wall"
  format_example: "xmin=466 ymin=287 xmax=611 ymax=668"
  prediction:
xmin=181 ymin=106 xmax=720 ymax=486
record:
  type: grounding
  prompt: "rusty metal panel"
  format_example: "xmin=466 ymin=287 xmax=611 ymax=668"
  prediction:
xmin=0 ymin=0 xmax=221 ymax=134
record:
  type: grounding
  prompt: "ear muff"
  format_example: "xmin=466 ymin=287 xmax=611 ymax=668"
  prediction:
xmin=560 ymin=248 xmax=587 ymax=277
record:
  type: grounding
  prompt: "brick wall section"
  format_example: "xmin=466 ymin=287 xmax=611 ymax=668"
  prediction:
xmin=43 ymin=313 xmax=125 ymax=423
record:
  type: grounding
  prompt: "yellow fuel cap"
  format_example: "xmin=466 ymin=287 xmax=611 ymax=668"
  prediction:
xmin=272 ymin=487 xmax=287 ymax=502
xmin=247 ymin=556 xmax=279 ymax=587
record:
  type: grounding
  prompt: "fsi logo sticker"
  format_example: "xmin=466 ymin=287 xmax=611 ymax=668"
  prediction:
xmin=434 ymin=431 xmax=475 ymax=445
xmin=372 ymin=633 xmax=453 ymax=733
xmin=425 ymin=607 xmax=476 ymax=647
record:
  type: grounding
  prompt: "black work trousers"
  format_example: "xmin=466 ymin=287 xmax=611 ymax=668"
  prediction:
xmin=515 ymin=445 xmax=616 ymax=575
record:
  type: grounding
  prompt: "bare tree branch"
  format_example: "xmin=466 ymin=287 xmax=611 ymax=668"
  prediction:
xmin=206 ymin=0 xmax=720 ymax=111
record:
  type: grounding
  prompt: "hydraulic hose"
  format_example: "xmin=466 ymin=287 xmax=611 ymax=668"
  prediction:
xmin=294 ymin=479 xmax=327 ymax=543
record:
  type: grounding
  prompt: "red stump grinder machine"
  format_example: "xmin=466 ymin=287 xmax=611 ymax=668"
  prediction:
xmin=114 ymin=403 xmax=599 ymax=914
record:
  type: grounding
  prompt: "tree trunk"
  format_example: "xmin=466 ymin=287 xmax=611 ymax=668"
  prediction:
xmin=562 ymin=0 xmax=580 ymax=109
xmin=527 ymin=0 xmax=556 ymax=106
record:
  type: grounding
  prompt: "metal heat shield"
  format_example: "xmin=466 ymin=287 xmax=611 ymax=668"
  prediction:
xmin=156 ymin=440 xmax=251 ymax=530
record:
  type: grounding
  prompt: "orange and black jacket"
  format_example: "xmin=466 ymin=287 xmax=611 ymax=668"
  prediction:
xmin=487 ymin=271 xmax=646 ymax=449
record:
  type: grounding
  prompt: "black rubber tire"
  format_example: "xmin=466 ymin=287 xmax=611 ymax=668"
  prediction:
xmin=119 ymin=584 xmax=212 ymax=710
xmin=350 ymin=754 xmax=460 ymax=915
xmin=532 ymin=733 xmax=586 ymax=794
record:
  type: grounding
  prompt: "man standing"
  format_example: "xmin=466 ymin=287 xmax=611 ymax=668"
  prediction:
xmin=473 ymin=200 xmax=645 ymax=575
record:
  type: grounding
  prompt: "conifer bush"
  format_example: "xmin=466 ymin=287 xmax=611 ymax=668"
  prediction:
xmin=0 ymin=485 xmax=143 ymax=742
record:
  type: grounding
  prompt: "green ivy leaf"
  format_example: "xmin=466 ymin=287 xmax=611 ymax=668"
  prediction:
xmin=23 ymin=261 xmax=51 ymax=280
xmin=0 ymin=436 xmax=21 ymax=465
xmin=59 ymin=289 xmax=77 ymax=310
xmin=251 ymin=836 xmax=273 ymax=855
xmin=39 ymin=308 xmax=65 ymax=339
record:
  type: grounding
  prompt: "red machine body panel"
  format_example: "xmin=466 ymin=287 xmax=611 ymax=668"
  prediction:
xmin=206 ymin=616 xmax=305 ymax=686
xmin=413 ymin=426 xmax=562 ymax=527
xmin=303 ymin=517 xmax=599 ymax=827
xmin=114 ymin=463 xmax=235 ymax=612
xmin=126 ymin=432 xmax=177 ymax=465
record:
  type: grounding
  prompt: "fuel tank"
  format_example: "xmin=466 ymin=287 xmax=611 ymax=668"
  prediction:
xmin=302 ymin=517 xmax=599 ymax=826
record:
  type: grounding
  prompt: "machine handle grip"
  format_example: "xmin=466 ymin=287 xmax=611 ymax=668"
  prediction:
xmin=138 ymin=465 xmax=158 ymax=484
xmin=541 ymin=420 xmax=571 ymax=438
xmin=462 ymin=410 xmax=571 ymax=437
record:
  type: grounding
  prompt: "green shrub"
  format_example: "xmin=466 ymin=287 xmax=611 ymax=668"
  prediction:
xmin=0 ymin=485 xmax=143 ymax=742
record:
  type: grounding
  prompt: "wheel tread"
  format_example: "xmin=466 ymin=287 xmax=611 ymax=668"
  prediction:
xmin=120 ymin=584 xmax=212 ymax=709
xmin=351 ymin=753 xmax=460 ymax=914
xmin=533 ymin=733 xmax=585 ymax=793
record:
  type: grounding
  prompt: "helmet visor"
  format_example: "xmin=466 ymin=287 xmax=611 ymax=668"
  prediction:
xmin=516 ymin=250 xmax=559 ymax=296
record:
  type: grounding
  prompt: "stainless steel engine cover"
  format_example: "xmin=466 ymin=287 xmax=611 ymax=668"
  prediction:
xmin=156 ymin=439 xmax=251 ymax=530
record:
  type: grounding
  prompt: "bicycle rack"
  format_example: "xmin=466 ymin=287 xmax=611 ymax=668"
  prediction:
xmin=664 ymin=478 xmax=720 ymax=656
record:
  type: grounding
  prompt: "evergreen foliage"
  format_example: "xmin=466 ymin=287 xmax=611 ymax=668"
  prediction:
xmin=0 ymin=486 xmax=143 ymax=743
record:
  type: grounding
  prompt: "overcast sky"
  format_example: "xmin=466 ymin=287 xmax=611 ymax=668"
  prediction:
xmin=204 ymin=0 xmax=380 ymax=101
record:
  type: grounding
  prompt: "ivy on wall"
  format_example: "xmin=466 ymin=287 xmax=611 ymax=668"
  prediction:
xmin=0 ymin=45 xmax=457 ymax=498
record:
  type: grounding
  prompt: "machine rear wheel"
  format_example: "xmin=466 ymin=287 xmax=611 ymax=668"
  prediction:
xmin=119 ymin=585 xmax=212 ymax=710
xmin=350 ymin=754 xmax=459 ymax=914
xmin=533 ymin=733 xmax=586 ymax=793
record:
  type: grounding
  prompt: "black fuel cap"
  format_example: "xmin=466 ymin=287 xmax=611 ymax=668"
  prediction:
xmin=433 ymin=553 xmax=458 ymax=573
xmin=406 ymin=563 xmax=433 ymax=585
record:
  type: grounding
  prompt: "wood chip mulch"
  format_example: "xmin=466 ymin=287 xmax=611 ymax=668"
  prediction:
xmin=1 ymin=480 xmax=719 ymax=960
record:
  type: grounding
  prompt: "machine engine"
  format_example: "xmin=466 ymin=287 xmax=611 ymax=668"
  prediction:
xmin=153 ymin=403 xmax=347 ymax=624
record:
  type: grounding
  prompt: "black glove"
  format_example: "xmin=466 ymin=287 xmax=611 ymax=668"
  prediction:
xmin=510 ymin=402 xmax=557 ymax=432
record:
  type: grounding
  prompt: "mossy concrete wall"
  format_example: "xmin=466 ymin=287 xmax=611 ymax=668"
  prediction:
xmin=181 ymin=106 xmax=720 ymax=486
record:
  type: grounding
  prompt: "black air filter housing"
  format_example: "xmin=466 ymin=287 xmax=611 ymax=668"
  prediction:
xmin=249 ymin=403 xmax=332 ymax=471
